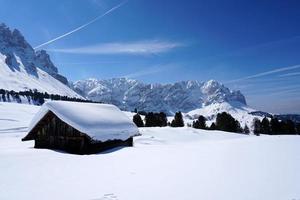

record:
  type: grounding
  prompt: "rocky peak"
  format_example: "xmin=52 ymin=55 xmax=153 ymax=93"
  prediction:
xmin=201 ymin=80 xmax=223 ymax=94
xmin=0 ymin=23 xmax=11 ymax=42
xmin=35 ymin=50 xmax=58 ymax=74
xmin=201 ymin=80 xmax=246 ymax=106
xmin=0 ymin=23 xmax=68 ymax=85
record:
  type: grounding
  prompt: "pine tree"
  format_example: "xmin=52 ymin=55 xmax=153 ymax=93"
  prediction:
xmin=243 ymin=125 xmax=250 ymax=134
xmin=144 ymin=112 xmax=168 ymax=127
xmin=158 ymin=112 xmax=168 ymax=127
xmin=296 ymin=123 xmax=300 ymax=135
xmin=192 ymin=115 xmax=207 ymax=129
xmin=210 ymin=122 xmax=216 ymax=130
xmin=285 ymin=120 xmax=296 ymax=134
xmin=270 ymin=118 xmax=281 ymax=135
xmin=145 ymin=112 xmax=155 ymax=127
xmin=6 ymin=93 xmax=10 ymax=102
xmin=171 ymin=112 xmax=184 ymax=127
xmin=253 ymin=118 xmax=261 ymax=136
xmin=133 ymin=113 xmax=144 ymax=127
xmin=215 ymin=112 xmax=241 ymax=133
xmin=38 ymin=95 xmax=45 ymax=105
xmin=2 ymin=93 xmax=6 ymax=102
xmin=261 ymin=117 xmax=271 ymax=134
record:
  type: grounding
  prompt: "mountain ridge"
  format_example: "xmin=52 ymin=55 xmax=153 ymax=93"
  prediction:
xmin=72 ymin=77 xmax=246 ymax=114
xmin=0 ymin=23 xmax=80 ymax=98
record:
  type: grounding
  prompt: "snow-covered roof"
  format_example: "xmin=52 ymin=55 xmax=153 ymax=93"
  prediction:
xmin=26 ymin=101 xmax=139 ymax=142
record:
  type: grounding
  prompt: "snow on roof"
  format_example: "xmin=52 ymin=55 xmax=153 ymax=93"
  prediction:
xmin=27 ymin=101 xmax=139 ymax=142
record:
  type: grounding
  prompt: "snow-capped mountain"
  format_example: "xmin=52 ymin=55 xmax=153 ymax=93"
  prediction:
xmin=72 ymin=78 xmax=247 ymax=114
xmin=0 ymin=23 xmax=80 ymax=97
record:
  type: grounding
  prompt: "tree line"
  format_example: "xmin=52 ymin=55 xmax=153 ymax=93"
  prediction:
xmin=133 ymin=110 xmax=300 ymax=135
xmin=133 ymin=111 xmax=185 ymax=128
xmin=0 ymin=89 xmax=100 ymax=105
xmin=192 ymin=112 xmax=249 ymax=134
xmin=253 ymin=117 xmax=300 ymax=135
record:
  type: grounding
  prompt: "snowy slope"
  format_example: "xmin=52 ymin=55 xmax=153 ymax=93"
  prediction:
xmin=186 ymin=101 xmax=262 ymax=130
xmin=0 ymin=102 xmax=300 ymax=200
xmin=72 ymin=78 xmax=246 ymax=114
xmin=0 ymin=102 xmax=39 ymax=137
xmin=0 ymin=23 xmax=80 ymax=97
xmin=0 ymin=55 xmax=80 ymax=97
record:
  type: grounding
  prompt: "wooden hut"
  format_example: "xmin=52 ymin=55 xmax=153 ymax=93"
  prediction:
xmin=22 ymin=101 xmax=139 ymax=154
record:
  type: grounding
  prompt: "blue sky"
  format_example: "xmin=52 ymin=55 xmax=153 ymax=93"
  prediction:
xmin=0 ymin=0 xmax=300 ymax=113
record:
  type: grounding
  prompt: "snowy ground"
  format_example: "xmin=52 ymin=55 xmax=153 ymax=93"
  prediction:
xmin=0 ymin=102 xmax=300 ymax=200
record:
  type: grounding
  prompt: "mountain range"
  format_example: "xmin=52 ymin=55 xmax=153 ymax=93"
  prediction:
xmin=72 ymin=78 xmax=246 ymax=115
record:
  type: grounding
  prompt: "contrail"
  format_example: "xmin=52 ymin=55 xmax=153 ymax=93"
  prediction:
xmin=225 ymin=64 xmax=300 ymax=83
xmin=34 ymin=1 xmax=127 ymax=50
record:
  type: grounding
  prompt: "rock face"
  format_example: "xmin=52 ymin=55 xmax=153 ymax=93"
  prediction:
xmin=72 ymin=78 xmax=247 ymax=114
xmin=0 ymin=23 xmax=80 ymax=98
xmin=0 ymin=23 xmax=68 ymax=85
xmin=35 ymin=50 xmax=68 ymax=84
